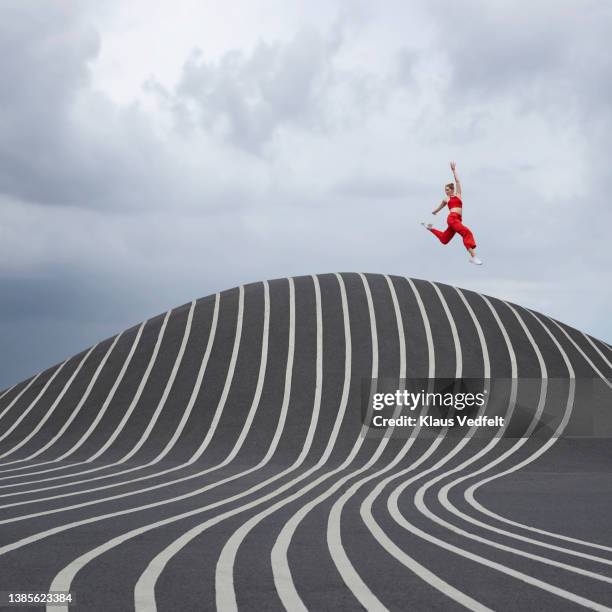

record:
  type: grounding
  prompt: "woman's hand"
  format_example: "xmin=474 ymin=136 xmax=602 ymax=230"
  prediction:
xmin=450 ymin=161 xmax=456 ymax=172
xmin=432 ymin=210 xmax=438 ymax=215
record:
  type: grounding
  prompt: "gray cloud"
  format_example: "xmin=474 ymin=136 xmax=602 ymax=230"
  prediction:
xmin=167 ymin=28 xmax=339 ymax=152
xmin=0 ymin=2 xmax=191 ymax=212
xmin=331 ymin=174 xmax=427 ymax=200
xmin=0 ymin=2 xmax=99 ymax=205
xmin=421 ymin=0 xmax=612 ymax=116
xmin=155 ymin=22 xmax=394 ymax=154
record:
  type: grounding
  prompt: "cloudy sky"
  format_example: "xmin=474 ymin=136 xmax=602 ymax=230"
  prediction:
xmin=1 ymin=0 xmax=610 ymax=388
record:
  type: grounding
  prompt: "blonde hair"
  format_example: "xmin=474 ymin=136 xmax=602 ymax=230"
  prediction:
xmin=445 ymin=183 xmax=455 ymax=191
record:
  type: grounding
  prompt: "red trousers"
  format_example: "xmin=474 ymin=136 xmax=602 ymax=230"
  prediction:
xmin=430 ymin=212 xmax=476 ymax=251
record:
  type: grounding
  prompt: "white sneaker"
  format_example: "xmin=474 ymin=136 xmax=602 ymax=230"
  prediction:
xmin=469 ymin=256 xmax=483 ymax=266
xmin=421 ymin=221 xmax=433 ymax=229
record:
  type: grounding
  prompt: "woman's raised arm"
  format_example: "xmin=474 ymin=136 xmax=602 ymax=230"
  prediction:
xmin=450 ymin=161 xmax=462 ymax=197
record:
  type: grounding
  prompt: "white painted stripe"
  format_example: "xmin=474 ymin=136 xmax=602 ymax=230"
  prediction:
xmin=0 ymin=302 xmax=194 ymax=491
xmin=55 ymin=323 xmax=147 ymax=461
xmin=0 ymin=308 xmax=175 ymax=485
xmin=87 ymin=309 xmax=172 ymax=462
xmin=0 ymin=308 xmax=174 ymax=482
xmin=152 ymin=293 xmax=222 ymax=463
xmin=120 ymin=301 xmax=197 ymax=463
xmin=0 ymin=348 xmax=97 ymax=462
xmin=187 ymin=289 xmax=245 ymax=464
xmin=0 ymin=384 xmax=16 ymax=401
xmin=0 ymin=365 xmax=68 ymax=451
xmin=0 ymin=322 xmax=146 ymax=478
xmin=582 ymin=332 xmax=612 ymax=370
xmin=541 ymin=314 xmax=612 ymax=389
xmin=17 ymin=333 xmax=123 ymax=462
xmin=0 ymin=378 xmax=41 ymax=426
xmin=0 ymin=297 xmax=212 ymax=490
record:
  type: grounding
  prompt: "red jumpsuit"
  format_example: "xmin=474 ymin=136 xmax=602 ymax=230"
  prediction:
xmin=429 ymin=195 xmax=476 ymax=251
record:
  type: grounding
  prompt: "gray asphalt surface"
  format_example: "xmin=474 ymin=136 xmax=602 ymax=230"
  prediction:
xmin=0 ymin=273 xmax=610 ymax=611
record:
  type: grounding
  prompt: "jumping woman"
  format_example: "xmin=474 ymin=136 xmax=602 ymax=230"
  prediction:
xmin=422 ymin=161 xmax=483 ymax=265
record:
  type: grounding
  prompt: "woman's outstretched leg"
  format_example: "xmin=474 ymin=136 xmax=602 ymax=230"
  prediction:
xmin=447 ymin=216 xmax=482 ymax=264
xmin=426 ymin=225 xmax=455 ymax=245
xmin=447 ymin=216 xmax=476 ymax=250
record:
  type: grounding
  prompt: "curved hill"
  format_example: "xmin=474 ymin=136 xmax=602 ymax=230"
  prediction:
xmin=0 ymin=273 xmax=611 ymax=611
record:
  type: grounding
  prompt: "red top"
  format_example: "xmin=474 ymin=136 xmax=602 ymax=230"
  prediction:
xmin=447 ymin=195 xmax=462 ymax=210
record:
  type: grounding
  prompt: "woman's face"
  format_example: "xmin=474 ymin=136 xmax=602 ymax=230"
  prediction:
xmin=445 ymin=185 xmax=454 ymax=197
